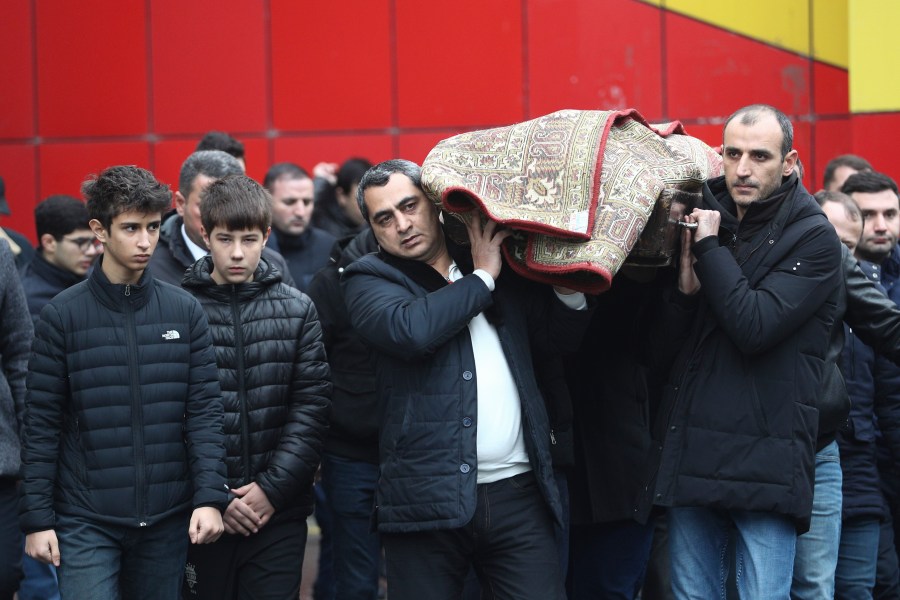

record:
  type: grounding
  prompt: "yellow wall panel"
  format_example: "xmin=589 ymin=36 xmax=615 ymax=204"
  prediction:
xmin=849 ymin=0 xmax=900 ymax=112
xmin=813 ymin=0 xmax=848 ymax=68
xmin=639 ymin=0 xmax=848 ymax=68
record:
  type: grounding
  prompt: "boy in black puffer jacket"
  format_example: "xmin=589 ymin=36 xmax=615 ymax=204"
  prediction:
xmin=180 ymin=174 xmax=331 ymax=600
xmin=20 ymin=166 xmax=228 ymax=600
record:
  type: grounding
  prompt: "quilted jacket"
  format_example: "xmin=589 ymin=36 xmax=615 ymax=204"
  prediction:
xmin=181 ymin=256 xmax=331 ymax=516
xmin=19 ymin=260 xmax=228 ymax=532
xmin=342 ymin=241 xmax=591 ymax=533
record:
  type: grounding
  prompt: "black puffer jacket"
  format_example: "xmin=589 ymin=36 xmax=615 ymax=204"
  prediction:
xmin=646 ymin=174 xmax=842 ymax=531
xmin=182 ymin=257 xmax=331 ymax=515
xmin=342 ymin=242 xmax=591 ymax=533
xmin=20 ymin=261 xmax=228 ymax=532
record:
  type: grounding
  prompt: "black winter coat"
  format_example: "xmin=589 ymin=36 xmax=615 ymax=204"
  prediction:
xmin=647 ymin=174 xmax=842 ymax=531
xmin=19 ymin=252 xmax=83 ymax=324
xmin=182 ymin=257 xmax=331 ymax=516
xmin=566 ymin=272 xmax=695 ymax=525
xmin=20 ymin=262 xmax=228 ymax=532
xmin=306 ymin=229 xmax=379 ymax=464
xmin=342 ymin=244 xmax=591 ymax=533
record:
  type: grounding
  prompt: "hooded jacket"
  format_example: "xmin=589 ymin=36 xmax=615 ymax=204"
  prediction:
xmin=181 ymin=257 xmax=331 ymax=516
xmin=19 ymin=260 xmax=228 ymax=532
xmin=646 ymin=174 xmax=842 ymax=531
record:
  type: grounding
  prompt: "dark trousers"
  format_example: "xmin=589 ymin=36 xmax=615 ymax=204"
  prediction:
xmin=321 ymin=452 xmax=381 ymax=600
xmin=382 ymin=471 xmax=565 ymax=600
xmin=183 ymin=512 xmax=307 ymax=600
xmin=875 ymin=513 xmax=900 ymax=600
xmin=0 ymin=479 xmax=22 ymax=600
xmin=569 ymin=519 xmax=655 ymax=600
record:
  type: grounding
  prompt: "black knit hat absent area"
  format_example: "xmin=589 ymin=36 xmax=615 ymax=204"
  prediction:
xmin=0 ymin=177 xmax=9 ymax=216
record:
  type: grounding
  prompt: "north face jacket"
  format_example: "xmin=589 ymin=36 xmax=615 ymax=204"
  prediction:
xmin=19 ymin=260 xmax=228 ymax=532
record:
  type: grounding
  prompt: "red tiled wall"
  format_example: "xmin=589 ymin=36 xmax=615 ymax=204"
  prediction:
xmin=0 ymin=0 xmax=881 ymax=240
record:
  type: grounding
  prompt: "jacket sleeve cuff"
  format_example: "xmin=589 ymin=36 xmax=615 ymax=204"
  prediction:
xmin=692 ymin=236 xmax=719 ymax=259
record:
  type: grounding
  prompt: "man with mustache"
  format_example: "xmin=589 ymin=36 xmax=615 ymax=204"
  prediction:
xmin=644 ymin=104 xmax=843 ymax=598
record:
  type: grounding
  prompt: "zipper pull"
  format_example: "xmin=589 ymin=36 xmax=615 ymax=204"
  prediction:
xmin=550 ymin=430 xmax=557 ymax=445
xmin=125 ymin=284 xmax=131 ymax=297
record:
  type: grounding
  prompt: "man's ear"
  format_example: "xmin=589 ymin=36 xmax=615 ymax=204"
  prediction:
xmin=89 ymin=219 xmax=107 ymax=243
xmin=262 ymin=226 xmax=271 ymax=247
xmin=40 ymin=233 xmax=57 ymax=254
xmin=174 ymin=191 xmax=187 ymax=217
xmin=782 ymin=149 xmax=799 ymax=177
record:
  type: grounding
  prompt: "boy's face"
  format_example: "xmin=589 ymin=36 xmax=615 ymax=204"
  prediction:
xmin=202 ymin=226 xmax=270 ymax=285
xmin=89 ymin=210 xmax=161 ymax=284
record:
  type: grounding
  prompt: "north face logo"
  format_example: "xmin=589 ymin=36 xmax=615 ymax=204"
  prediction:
xmin=162 ymin=330 xmax=181 ymax=340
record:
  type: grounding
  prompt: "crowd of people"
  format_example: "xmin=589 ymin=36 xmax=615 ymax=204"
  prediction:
xmin=1 ymin=104 xmax=900 ymax=600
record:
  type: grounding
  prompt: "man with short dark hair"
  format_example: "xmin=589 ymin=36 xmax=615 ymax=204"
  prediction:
xmin=150 ymin=150 xmax=294 ymax=288
xmin=20 ymin=195 xmax=101 ymax=323
xmin=263 ymin=162 xmax=336 ymax=290
xmin=20 ymin=165 xmax=228 ymax=599
xmin=342 ymin=159 xmax=590 ymax=599
xmin=646 ymin=104 xmax=842 ymax=598
xmin=196 ymin=131 xmax=245 ymax=171
xmin=824 ymin=154 xmax=873 ymax=192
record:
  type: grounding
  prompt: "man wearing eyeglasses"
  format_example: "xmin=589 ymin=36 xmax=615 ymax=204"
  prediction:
xmin=19 ymin=195 xmax=102 ymax=323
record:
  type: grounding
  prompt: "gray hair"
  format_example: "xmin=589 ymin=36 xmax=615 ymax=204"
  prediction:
xmin=178 ymin=150 xmax=243 ymax=197
xmin=356 ymin=159 xmax=423 ymax=222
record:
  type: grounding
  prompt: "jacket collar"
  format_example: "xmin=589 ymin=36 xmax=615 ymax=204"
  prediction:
xmin=159 ymin=211 xmax=194 ymax=269
xmin=181 ymin=255 xmax=281 ymax=301
xmin=28 ymin=251 xmax=85 ymax=290
xmin=87 ymin=255 xmax=154 ymax=311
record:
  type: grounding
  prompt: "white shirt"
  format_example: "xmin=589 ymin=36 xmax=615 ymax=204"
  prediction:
xmin=448 ymin=262 xmax=586 ymax=483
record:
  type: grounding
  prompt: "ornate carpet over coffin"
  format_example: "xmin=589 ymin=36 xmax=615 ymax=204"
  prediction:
xmin=421 ymin=109 xmax=723 ymax=294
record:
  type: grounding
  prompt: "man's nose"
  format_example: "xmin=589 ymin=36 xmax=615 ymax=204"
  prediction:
xmin=736 ymin=155 xmax=752 ymax=178
xmin=873 ymin=214 xmax=888 ymax=232
xmin=137 ymin=230 xmax=151 ymax=249
xmin=395 ymin=212 xmax=412 ymax=232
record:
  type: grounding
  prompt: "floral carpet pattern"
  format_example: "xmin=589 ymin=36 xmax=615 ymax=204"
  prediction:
xmin=421 ymin=109 xmax=723 ymax=293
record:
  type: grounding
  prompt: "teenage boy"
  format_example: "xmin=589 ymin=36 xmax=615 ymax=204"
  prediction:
xmin=180 ymin=174 xmax=330 ymax=599
xmin=20 ymin=195 xmax=101 ymax=323
xmin=19 ymin=165 xmax=228 ymax=600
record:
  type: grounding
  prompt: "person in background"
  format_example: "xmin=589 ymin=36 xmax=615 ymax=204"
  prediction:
xmin=196 ymin=131 xmax=246 ymax=172
xmin=20 ymin=195 xmax=101 ymax=323
xmin=263 ymin=162 xmax=337 ymax=290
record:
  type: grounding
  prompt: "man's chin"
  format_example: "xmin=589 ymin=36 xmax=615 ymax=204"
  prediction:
xmin=857 ymin=243 xmax=896 ymax=263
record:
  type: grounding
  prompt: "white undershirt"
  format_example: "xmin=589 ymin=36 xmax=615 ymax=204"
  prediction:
xmin=448 ymin=262 xmax=586 ymax=484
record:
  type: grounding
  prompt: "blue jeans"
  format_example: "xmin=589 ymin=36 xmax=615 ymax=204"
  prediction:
xmin=55 ymin=511 xmax=189 ymax=600
xmin=791 ymin=440 xmax=842 ymax=599
xmin=569 ymin=518 xmax=655 ymax=599
xmin=668 ymin=507 xmax=797 ymax=599
xmin=19 ymin=554 xmax=60 ymax=600
xmin=320 ymin=452 xmax=381 ymax=600
xmin=836 ymin=516 xmax=881 ymax=599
